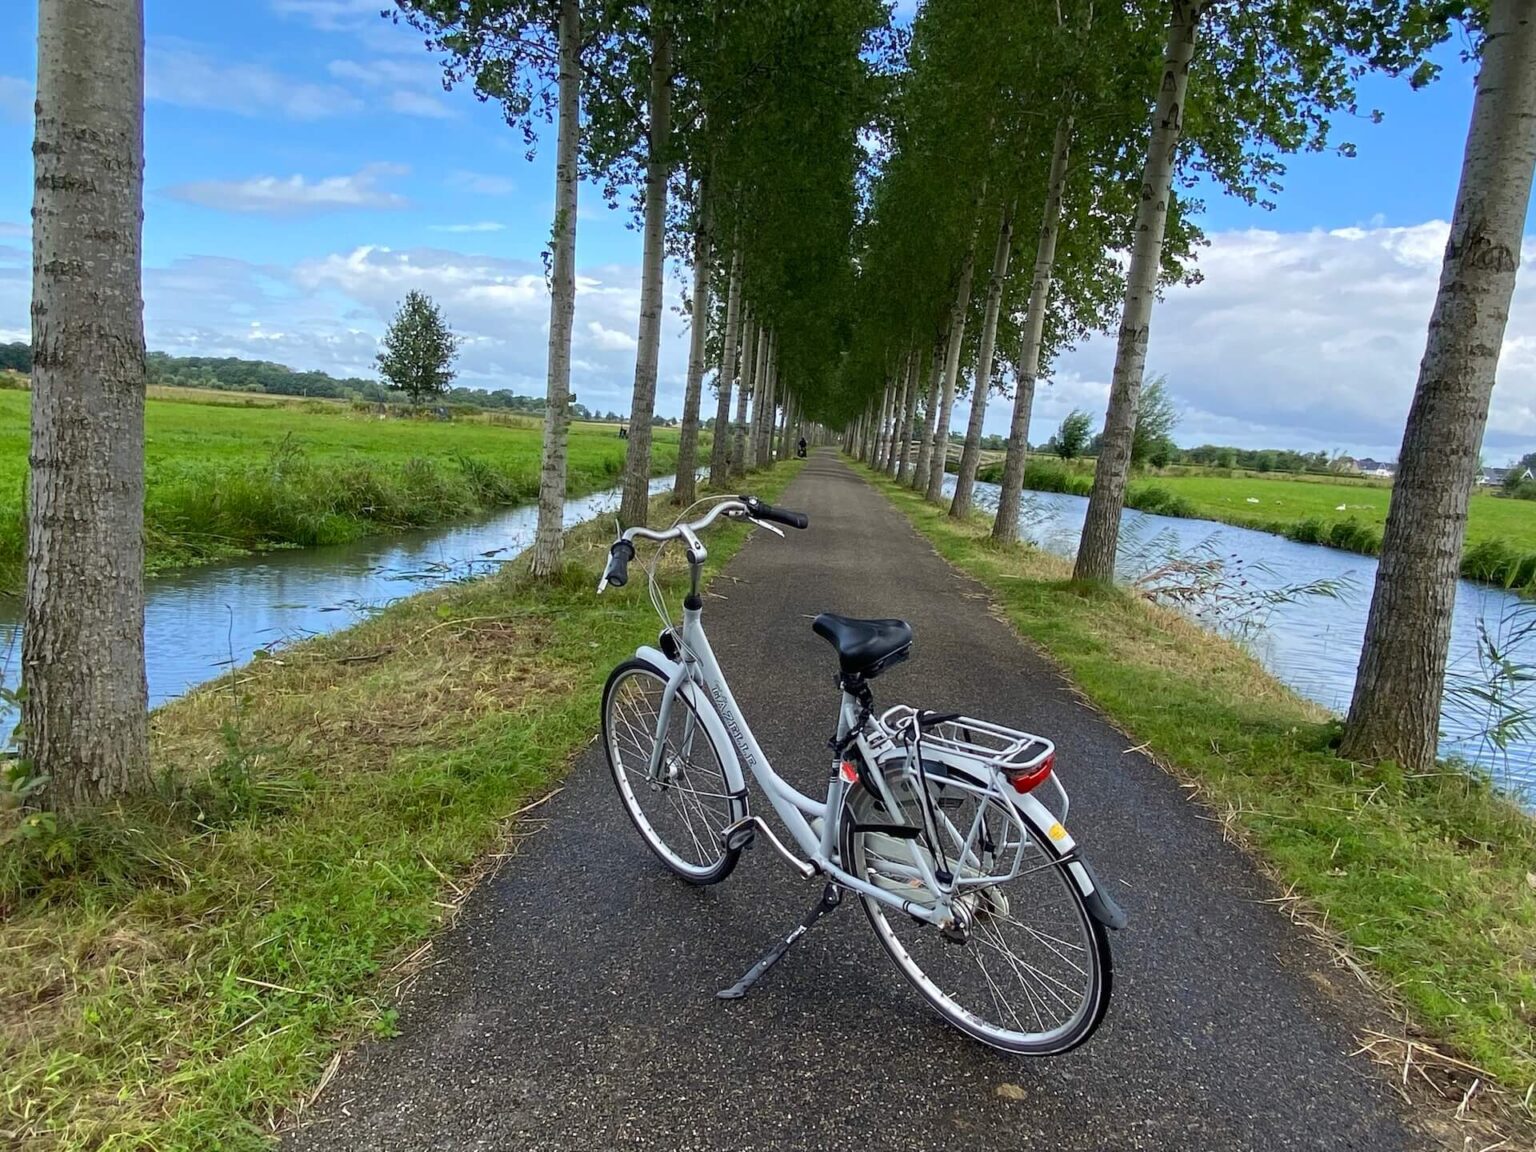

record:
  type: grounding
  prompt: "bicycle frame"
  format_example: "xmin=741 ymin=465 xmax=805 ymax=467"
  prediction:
xmin=635 ymin=597 xmax=973 ymax=928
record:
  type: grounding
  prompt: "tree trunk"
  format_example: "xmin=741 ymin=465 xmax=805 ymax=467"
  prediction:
xmin=673 ymin=194 xmax=711 ymax=506
xmin=911 ymin=333 xmax=944 ymax=490
xmin=895 ymin=348 xmax=920 ymax=481
xmin=872 ymin=378 xmax=893 ymax=470
xmin=1073 ymin=3 xmax=1201 ymax=580
xmin=886 ymin=352 xmax=909 ymax=477
xmin=884 ymin=366 xmax=904 ymax=472
xmin=731 ymin=313 xmax=755 ymax=476
xmin=951 ymin=201 xmax=1015 ymax=519
xmin=619 ymin=18 xmax=672 ymax=528
xmin=732 ymin=310 xmax=755 ymax=477
xmin=925 ymin=246 xmax=977 ymax=503
xmin=708 ymin=244 xmax=741 ymax=488
xmin=994 ymin=117 xmax=1072 ymax=545
xmin=1340 ymin=0 xmax=1536 ymax=772
xmin=27 ymin=0 xmax=149 ymax=810
xmin=758 ymin=332 xmax=778 ymax=467
xmin=530 ymin=0 xmax=581 ymax=576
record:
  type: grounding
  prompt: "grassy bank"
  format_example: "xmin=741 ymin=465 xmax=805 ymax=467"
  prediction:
xmin=978 ymin=457 xmax=1536 ymax=591
xmin=0 ymin=461 xmax=801 ymax=1151
xmin=0 ymin=390 xmax=684 ymax=590
xmin=864 ymin=463 xmax=1536 ymax=1130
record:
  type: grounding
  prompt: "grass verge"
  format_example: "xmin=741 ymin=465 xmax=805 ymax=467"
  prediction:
xmin=863 ymin=463 xmax=1536 ymax=1134
xmin=0 ymin=460 xmax=802 ymax=1151
xmin=978 ymin=457 xmax=1536 ymax=592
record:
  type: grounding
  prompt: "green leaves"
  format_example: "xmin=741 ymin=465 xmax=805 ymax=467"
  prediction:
xmin=376 ymin=290 xmax=461 ymax=405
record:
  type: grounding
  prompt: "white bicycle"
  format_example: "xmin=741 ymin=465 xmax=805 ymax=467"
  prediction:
xmin=597 ymin=494 xmax=1125 ymax=1054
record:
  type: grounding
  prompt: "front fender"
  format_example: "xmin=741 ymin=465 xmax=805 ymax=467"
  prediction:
xmin=630 ymin=646 xmax=750 ymax=805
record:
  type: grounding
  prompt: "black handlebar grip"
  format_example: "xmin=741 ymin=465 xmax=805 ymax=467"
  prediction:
xmin=743 ymin=496 xmax=809 ymax=530
xmin=606 ymin=538 xmax=636 ymax=587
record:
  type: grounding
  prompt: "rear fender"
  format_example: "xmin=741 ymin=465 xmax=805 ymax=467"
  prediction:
xmin=1007 ymin=788 xmax=1127 ymax=931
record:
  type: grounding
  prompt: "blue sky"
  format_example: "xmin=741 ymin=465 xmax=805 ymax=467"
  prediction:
xmin=0 ymin=2 xmax=1532 ymax=458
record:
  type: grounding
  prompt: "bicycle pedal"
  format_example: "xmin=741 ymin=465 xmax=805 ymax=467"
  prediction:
xmin=721 ymin=820 xmax=756 ymax=852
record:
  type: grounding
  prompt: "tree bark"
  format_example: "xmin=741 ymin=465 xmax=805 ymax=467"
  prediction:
xmin=619 ymin=17 xmax=672 ymax=528
xmin=27 ymin=0 xmax=149 ymax=810
xmin=886 ymin=352 xmax=910 ymax=477
xmin=895 ymin=347 xmax=920 ymax=481
xmin=530 ymin=0 xmax=581 ymax=575
xmin=951 ymin=201 xmax=1015 ymax=519
xmin=1340 ymin=0 xmax=1536 ymax=772
xmin=732 ymin=309 xmax=755 ymax=476
xmin=1073 ymin=3 xmax=1201 ymax=580
xmin=911 ymin=332 xmax=944 ymax=491
xmin=708 ymin=244 xmax=741 ymax=487
xmin=925 ymin=246 xmax=977 ymax=503
xmin=872 ymin=377 xmax=893 ymax=470
xmin=673 ymin=193 xmax=711 ymax=506
xmin=994 ymin=116 xmax=1072 ymax=545
xmin=759 ymin=332 xmax=778 ymax=467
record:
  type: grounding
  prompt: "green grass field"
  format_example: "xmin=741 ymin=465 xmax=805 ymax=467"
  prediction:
xmin=982 ymin=456 xmax=1536 ymax=590
xmin=1146 ymin=472 xmax=1536 ymax=551
xmin=0 ymin=390 xmax=684 ymax=588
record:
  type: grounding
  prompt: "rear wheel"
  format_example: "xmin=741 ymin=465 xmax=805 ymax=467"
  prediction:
xmin=841 ymin=773 xmax=1112 ymax=1054
xmin=602 ymin=659 xmax=742 ymax=884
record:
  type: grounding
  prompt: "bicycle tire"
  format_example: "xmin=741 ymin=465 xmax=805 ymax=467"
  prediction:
xmin=841 ymin=773 xmax=1113 ymax=1054
xmin=602 ymin=658 xmax=742 ymax=885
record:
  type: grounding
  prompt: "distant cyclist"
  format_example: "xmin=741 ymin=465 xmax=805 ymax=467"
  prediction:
xmin=797 ymin=436 xmax=807 ymax=458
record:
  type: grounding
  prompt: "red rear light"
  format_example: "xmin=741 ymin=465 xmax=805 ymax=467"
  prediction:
xmin=1006 ymin=751 xmax=1054 ymax=794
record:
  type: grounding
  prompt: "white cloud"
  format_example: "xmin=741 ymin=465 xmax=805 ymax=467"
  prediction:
xmin=280 ymin=245 xmax=680 ymax=411
xmin=0 ymin=76 xmax=31 ymax=125
xmin=963 ymin=220 xmax=1536 ymax=460
xmin=163 ymin=164 xmax=410 ymax=215
xmin=327 ymin=58 xmax=456 ymax=119
xmin=448 ymin=170 xmax=517 ymax=197
xmin=147 ymin=41 xmax=363 ymax=120
xmin=0 ymin=223 xmax=27 ymax=239
xmin=429 ymin=222 xmax=506 ymax=234
xmin=269 ymin=0 xmax=383 ymax=31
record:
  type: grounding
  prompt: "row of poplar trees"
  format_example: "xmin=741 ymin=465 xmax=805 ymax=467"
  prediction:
xmin=20 ymin=0 xmax=1536 ymax=810
xmin=25 ymin=0 xmax=892 ymax=809
xmin=839 ymin=0 xmax=1536 ymax=777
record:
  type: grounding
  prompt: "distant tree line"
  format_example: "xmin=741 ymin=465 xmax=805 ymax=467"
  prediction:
xmin=0 ymin=341 xmax=641 ymax=421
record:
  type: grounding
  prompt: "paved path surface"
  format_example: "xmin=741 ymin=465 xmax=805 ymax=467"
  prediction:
xmin=286 ymin=453 xmax=1426 ymax=1152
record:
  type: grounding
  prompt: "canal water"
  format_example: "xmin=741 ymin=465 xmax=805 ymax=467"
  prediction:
xmin=3 ymin=466 xmax=1530 ymax=804
xmin=954 ymin=475 xmax=1536 ymax=803
xmin=0 ymin=475 xmax=678 ymax=724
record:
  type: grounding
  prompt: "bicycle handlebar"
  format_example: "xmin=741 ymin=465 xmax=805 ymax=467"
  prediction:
xmin=596 ymin=495 xmax=808 ymax=593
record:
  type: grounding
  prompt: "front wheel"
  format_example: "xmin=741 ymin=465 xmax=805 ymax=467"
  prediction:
xmin=602 ymin=658 xmax=742 ymax=885
xmin=841 ymin=775 xmax=1112 ymax=1054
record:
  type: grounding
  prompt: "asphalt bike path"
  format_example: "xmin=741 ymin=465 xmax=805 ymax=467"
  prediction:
xmin=286 ymin=452 xmax=1426 ymax=1152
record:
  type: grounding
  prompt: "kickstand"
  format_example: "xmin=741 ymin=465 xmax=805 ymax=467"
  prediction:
xmin=716 ymin=883 xmax=842 ymax=1000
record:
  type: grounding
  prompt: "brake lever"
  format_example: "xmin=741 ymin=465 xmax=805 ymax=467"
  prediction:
xmin=752 ymin=519 xmax=785 ymax=538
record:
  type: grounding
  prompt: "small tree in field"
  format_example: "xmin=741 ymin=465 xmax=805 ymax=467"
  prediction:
xmin=1131 ymin=377 xmax=1179 ymax=469
xmin=377 ymin=290 xmax=460 ymax=405
xmin=1054 ymin=410 xmax=1092 ymax=460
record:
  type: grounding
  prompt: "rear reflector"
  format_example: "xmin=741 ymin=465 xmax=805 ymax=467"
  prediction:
xmin=1006 ymin=752 xmax=1054 ymax=794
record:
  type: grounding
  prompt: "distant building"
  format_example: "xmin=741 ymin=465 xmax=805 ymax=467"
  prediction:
xmin=1480 ymin=466 xmax=1533 ymax=486
xmin=1355 ymin=457 xmax=1396 ymax=478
